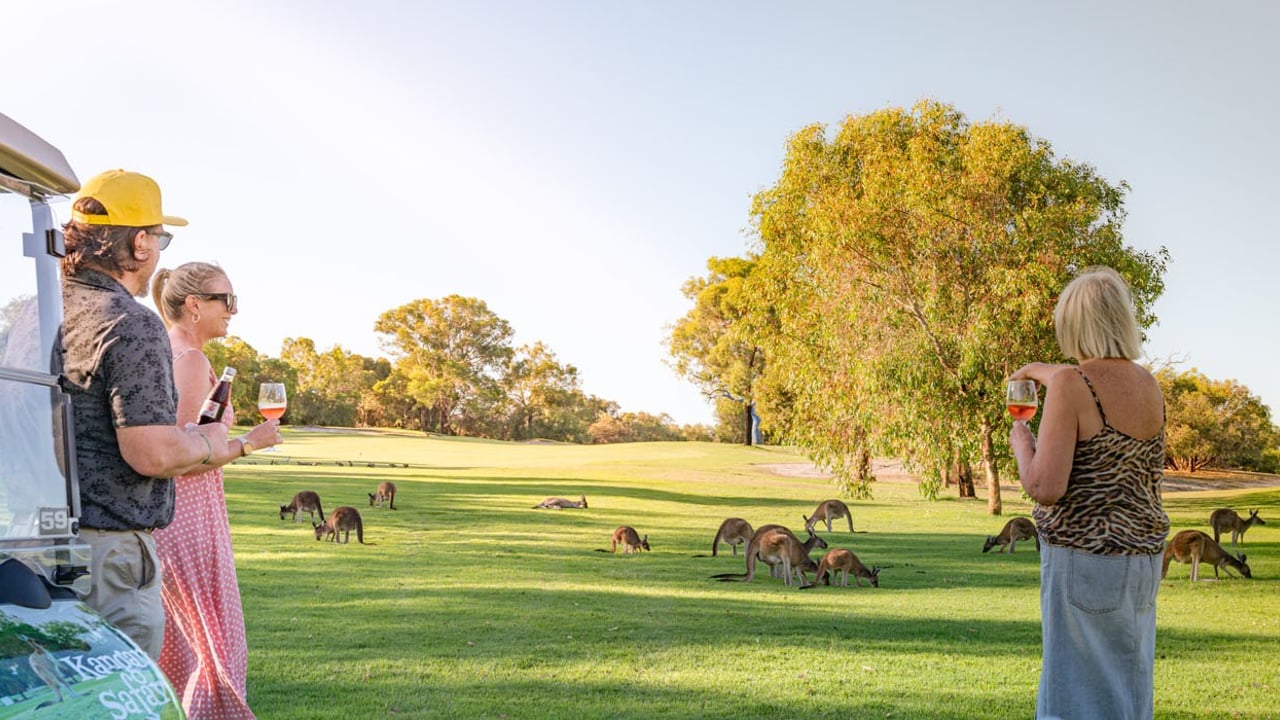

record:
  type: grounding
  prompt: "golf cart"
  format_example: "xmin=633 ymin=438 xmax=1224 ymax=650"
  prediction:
xmin=0 ymin=111 xmax=184 ymax=718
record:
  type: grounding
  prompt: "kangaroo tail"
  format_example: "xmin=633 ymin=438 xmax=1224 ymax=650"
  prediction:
xmin=798 ymin=583 xmax=818 ymax=590
xmin=594 ymin=548 xmax=611 ymax=553
xmin=709 ymin=573 xmax=749 ymax=581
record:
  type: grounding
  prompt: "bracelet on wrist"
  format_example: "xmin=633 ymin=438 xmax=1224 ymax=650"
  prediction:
xmin=195 ymin=432 xmax=213 ymax=465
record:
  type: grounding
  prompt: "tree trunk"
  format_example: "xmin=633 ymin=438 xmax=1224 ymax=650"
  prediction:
xmin=956 ymin=458 xmax=976 ymax=498
xmin=980 ymin=419 xmax=1003 ymax=515
xmin=743 ymin=402 xmax=754 ymax=446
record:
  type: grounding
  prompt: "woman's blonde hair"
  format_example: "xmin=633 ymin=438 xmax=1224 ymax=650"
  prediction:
xmin=1053 ymin=266 xmax=1143 ymax=361
xmin=151 ymin=262 xmax=227 ymax=328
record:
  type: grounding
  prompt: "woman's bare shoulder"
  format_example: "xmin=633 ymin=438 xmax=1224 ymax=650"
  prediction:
xmin=171 ymin=349 xmax=213 ymax=390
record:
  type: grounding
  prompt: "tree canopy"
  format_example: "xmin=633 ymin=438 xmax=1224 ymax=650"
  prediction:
xmin=667 ymin=256 xmax=769 ymax=443
xmin=1159 ymin=366 xmax=1279 ymax=473
xmin=193 ymin=294 xmax=705 ymax=443
xmin=742 ymin=99 xmax=1169 ymax=508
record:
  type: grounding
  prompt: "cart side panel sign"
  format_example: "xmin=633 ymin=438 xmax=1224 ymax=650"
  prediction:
xmin=0 ymin=601 xmax=184 ymax=719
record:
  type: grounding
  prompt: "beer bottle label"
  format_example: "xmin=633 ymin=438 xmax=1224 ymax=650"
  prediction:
xmin=199 ymin=399 xmax=223 ymax=423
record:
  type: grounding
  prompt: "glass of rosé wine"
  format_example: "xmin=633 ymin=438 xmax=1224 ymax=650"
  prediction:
xmin=258 ymin=382 xmax=287 ymax=450
xmin=1006 ymin=379 xmax=1038 ymax=422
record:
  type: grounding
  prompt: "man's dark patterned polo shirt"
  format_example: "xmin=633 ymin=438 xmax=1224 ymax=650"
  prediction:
xmin=58 ymin=268 xmax=178 ymax=531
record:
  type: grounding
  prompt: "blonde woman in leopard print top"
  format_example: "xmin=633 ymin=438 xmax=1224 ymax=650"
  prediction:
xmin=1010 ymin=266 xmax=1168 ymax=720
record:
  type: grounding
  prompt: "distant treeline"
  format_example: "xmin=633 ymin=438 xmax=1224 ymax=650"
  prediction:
xmin=205 ymin=294 xmax=713 ymax=444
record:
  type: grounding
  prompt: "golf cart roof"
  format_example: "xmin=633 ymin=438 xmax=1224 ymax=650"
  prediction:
xmin=0 ymin=111 xmax=79 ymax=198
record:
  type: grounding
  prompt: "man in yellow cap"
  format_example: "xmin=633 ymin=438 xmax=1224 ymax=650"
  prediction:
xmin=56 ymin=170 xmax=271 ymax=658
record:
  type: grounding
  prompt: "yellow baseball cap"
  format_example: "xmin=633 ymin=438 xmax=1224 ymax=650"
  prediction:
xmin=70 ymin=169 xmax=188 ymax=227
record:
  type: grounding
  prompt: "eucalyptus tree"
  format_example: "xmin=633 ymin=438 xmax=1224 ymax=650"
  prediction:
xmin=374 ymin=295 xmax=514 ymax=435
xmin=668 ymin=256 xmax=768 ymax=444
xmin=746 ymin=99 xmax=1167 ymax=510
xmin=280 ymin=337 xmax=379 ymax=427
xmin=504 ymin=342 xmax=591 ymax=441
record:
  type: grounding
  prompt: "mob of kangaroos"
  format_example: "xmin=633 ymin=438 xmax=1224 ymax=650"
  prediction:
xmin=710 ymin=524 xmax=827 ymax=586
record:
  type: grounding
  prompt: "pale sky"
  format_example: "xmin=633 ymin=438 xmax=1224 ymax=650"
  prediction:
xmin=3 ymin=1 xmax=1277 ymax=426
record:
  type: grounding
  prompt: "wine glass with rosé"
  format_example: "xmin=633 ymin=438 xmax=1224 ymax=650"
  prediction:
xmin=258 ymin=382 xmax=287 ymax=450
xmin=1007 ymin=379 xmax=1038 ymax=422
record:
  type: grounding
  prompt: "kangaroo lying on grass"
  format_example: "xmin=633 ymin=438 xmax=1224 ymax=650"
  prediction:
xmin=710 ymin=517 xmax=754 ymax=557
xmin=533 ymin=495 xmax=588 ymax=509
xmin=801 ymin=548 xmax=880 ymax=588
xmin=314 ymin=506 xmax=368 ymax=544
xmin=982 ymin=517 xmax=1039 ymax=553
xmin=280 ymin=491 xmax=324 ymax=523
xmin=1162 ymin=530 xmax=1251 ymax=581
xmin=368 ymin=481 xmax=397 ymax=509
xmin=595 ymin=526 xmax=651 ymax=554
xmin=711 ymin=525 xmax=822 ymax=586
xmin=1209 ymin=508 xmax=1265 ymax=547
xmin=803 ymin=499 xmax=854 ymax=534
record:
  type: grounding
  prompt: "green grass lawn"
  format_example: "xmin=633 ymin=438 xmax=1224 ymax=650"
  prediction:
xmin=223 ymin=429 xmax=1280 ymax=719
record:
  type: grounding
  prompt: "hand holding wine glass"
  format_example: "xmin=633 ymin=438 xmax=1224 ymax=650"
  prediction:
xmin=258 ymin=383 xmax=286 ymax=450
xmin=1007 ymin=379 xmax=1038 ymax=422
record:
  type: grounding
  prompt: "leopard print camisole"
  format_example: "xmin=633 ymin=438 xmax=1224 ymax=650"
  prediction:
xmin=1033 ymin=368 xmax=1169 ymax=555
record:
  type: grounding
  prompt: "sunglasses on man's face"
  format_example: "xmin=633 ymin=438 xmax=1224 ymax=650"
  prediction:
xmin=195 ymin=292 xmax=237 ymax=313
xmin=148 ymin=230 xmax=173 ymax=251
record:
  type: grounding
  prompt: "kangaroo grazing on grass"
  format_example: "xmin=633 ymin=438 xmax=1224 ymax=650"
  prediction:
xmin=1210 ymin=508 xmax=1265 ymax=547
xmin=982 ymin=517 xmax=1040 ymax=553
xmin=755 ymin=524 xmax=827 ymax=579
xmin=711 ymin=525 xmax=822 ymax=586
xmin=595 ymin=526 xmax=650 ymax=554
xmin=314 ymin=506 xmax=367 ymax=544
xmin=803 ymin=499 xmax=854 ymax=534
xmin=280 ymin=491 xmax=324 ymax=523
xmin=533 ymin=495 xmax=588 ymax=509
xmin=368 ymin=481 xmax=397 ymax=509
xmin=801 ymin=548 xmax=880 ymax=588
xmin=710 ymin=517 xmax=754 ymax=557
xmin=1162 ymin=530 xmax=1251 ymax=581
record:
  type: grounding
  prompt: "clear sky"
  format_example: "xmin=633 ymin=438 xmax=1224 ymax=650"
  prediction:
xmin=3 ymin=1 xmax=1277 ymax=426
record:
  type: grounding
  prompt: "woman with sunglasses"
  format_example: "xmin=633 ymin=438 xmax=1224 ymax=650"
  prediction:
xmin=150 ymin=262 xmax=278 ymax=719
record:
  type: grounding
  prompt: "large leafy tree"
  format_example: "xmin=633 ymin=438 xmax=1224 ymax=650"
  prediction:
xmin=668 ymin=256 xmax=768 ymax=444
xmin=504 ymin=342 xmax=588 ymax=441
xmin=1159 ymin=367 xmax=1279 ymax=473
xmin=374 ymin=295 xmax=514 ymax=435
xmin=280 ymin=337 xmax=379 ymax=427
xmin=746 ymin=99 xmax=1168 ymax=511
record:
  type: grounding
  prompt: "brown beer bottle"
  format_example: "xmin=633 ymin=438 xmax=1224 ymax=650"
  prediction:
xmin=197 ymin=367 xmax=237 ymax=425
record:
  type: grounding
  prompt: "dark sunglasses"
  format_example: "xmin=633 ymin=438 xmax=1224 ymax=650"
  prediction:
xmin=195 ymin=292 xmax=237 ymax=313
xmin=148 ymin=230 xmax=173 ymax=251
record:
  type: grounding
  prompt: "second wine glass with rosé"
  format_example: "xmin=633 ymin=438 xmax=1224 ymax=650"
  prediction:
xmin=258 ymin=382 xmax=286 ymax=451
xmin=1006 ymin=379 xmax=1038 ymax=422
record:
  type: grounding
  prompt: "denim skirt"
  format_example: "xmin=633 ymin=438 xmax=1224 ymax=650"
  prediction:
xmin=1037 ymin=543 xmax=1162 ymax=720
